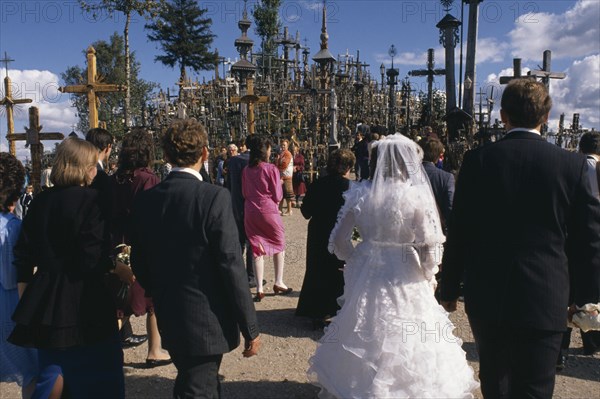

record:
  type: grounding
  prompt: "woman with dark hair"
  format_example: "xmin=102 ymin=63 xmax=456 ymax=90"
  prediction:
xmin=242 ymin=136 xmax=291 ymax=302
xmin=297 ymin=149 xmax=355 ymax=328
xmin=111 ymin=128 xmax=171 ymax=367
xmin=9 ymin=138 xmax=125 ymax=398
xmin=0 ymin=153 xmax=38 ymax=398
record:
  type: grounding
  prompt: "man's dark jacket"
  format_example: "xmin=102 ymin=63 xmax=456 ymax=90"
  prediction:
xmin=130 ymin=171 xmax=258 ymax=356
xmin=441 ymin=131 xmax=600 ymax=331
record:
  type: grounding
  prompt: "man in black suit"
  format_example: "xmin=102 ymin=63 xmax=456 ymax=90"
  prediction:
xmin=440 ymin=80 xmax=600 ymax=398
xmin=130 ymin=120 xmax=260 ymax=399
xmin=418 ymin=137 xmax=455 ymax=233
xmin=225 ymin=136 xmax=256 ymax=287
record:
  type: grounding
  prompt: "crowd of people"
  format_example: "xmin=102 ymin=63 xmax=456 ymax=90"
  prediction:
xmin=0 ymin=79 xmax=599 ymax=399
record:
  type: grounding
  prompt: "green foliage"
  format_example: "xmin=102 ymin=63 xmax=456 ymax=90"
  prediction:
xmin=61 ymin=33 xmax=157 ymax=137
xmin=145 ymin=0 xmax=218 ymax=83
xmin=253 ymin=0 xmax=282 ymax=55
xmin=79 ymin=0 xmax=164 ymax=19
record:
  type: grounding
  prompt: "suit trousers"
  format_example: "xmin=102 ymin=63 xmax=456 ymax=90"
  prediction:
xmin=170 ymin=352 xmax=223 ymax=399
xmin=468 ymin=316 xmax=563 ymax=399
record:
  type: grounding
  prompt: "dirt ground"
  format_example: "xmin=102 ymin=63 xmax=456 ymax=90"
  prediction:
xmin=2 ymin=211 xmax=599 ymax=398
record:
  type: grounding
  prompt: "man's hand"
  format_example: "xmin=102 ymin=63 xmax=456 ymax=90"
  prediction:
xmin=114 ymin=260 xmax=135 ymax=285
xmin=441 ymin=300 xmax=458 ymax=313
xmin=243 ymin=335 xmax=261 ymax=358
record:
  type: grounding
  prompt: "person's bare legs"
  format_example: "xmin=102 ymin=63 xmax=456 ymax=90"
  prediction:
xmin=273 ymin=251 xmax=288 ymax=288
xmin=254 ymin=256 xmax=265 ymax=294
xmin=48 ymin=375 xmax=63 ymax=399
xmin=146 ymin=312 xmax=170 ymax=361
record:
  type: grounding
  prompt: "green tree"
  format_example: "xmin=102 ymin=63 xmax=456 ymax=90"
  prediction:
xmin=79 ymin=0 xmax=164 ymax=127
xmin=253 ymin=0 xmax=282 ymax=55
xmin=61 ymin=33 xmax=157 ymax=137
xmin=145 ymin=0 xmax=218 ymax=96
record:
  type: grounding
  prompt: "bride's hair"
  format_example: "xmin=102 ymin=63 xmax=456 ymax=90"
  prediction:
xmin=369 ymin=138 xmax=421 ymax=182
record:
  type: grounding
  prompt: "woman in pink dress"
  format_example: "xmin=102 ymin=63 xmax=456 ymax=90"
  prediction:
xmin=242 ymin=136 xmax=292 ymax=302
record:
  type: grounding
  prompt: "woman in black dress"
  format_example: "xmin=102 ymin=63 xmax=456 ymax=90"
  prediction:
xmin=9 ymin=138 xmax=125 ymax=398
xmin=297 ymin=149 xmax=355 ymax=327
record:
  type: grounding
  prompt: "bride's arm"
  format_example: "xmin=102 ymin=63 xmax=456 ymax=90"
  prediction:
xmin=328 ymin=203 xmax=357 ymax=262
xmin=414 ymin=207 xmax=444 ymax=280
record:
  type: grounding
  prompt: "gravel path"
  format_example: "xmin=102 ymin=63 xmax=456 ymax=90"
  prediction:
xmin=2 ymin=211 xmax=599 ymax=398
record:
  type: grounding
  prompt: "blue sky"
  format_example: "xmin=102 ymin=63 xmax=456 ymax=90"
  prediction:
xmin=1 ymin=0 xmax=599 ymax=158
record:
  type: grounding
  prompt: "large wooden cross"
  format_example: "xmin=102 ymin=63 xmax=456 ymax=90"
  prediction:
xmin=408 ymin=49 xmax=445 ymax=124
xmin=231 ymin=76 xmax=268 ymax=135
xmin=0 ymin=53 xmax=33 ymax=155
xmin=59 ymin=46 xmax=126 ymax=130
xmin=9 ymin=107 xmax=64 ymax=192
xmin=527 ymin=50 xmax=566 ymax=92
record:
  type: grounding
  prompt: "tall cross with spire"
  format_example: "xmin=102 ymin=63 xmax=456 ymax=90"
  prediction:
xmin=0 ymin=52 xmax=15 ymax=78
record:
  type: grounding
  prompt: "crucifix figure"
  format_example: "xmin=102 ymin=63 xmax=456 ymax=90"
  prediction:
xmin=59 ymin=46 xmax=126 ymax=130
xmin=230 ymin=76 xmax=269 ymax=135
xmin=8 ymin=107 xmax=64 ymax=192
xmin=474 ymin=86 xmax=495 ymax=130
xmin=409 ymin=49 xmax=445 ymax=125
xmin=0 ymin=52 xmax=33 ymax=155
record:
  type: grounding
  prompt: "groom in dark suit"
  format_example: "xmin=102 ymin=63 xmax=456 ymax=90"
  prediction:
xmin=440 ymin=80 xmax=600 ymax=398
xmin=418 ymin=137 xmax=455 ymax=233
xmin=130 ymin=120 xmax=260 ymax=398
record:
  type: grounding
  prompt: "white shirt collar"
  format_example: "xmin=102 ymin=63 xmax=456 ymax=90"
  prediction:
xmin=587 ymin=154 xmax=600 ymax=162
xmin=507 ymin=128 xmax=541 ymax=136
xmin=171 ymin=167 xmax=203 ymax=181
xmin=98 ymin=160 xmax=104 ymax=169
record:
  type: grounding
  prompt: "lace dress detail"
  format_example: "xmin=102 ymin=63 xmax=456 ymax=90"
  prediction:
xmin=310 ymin=161 xmax=478 ymax=398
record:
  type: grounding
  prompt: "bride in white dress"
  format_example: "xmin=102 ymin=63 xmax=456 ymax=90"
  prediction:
xmin=308 ymin=133 xmax=479 ymax=398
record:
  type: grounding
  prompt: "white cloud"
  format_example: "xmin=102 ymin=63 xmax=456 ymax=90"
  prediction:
xmin=375 ymin=35 xmax=507 ymax=70
xmin=477 ymin=37 xmax=510 ymax=63
xmin=549 ymin=54 xmax=600 ymax=130
xmin=300 ymin=1 xmax=322 ymax=12
xmin=375 ymin=46 xmax=450 ymax=68
xmin=0 ymin=69 xmax=76 ymax=162
xmin=375 ymin=50 xmax=430 ymax=67
xmin=509 ymin=0 xmax=600 ymax=61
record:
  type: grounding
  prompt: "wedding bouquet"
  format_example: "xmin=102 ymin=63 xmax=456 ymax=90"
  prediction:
xmin=569 ymin=303 xmax=600 ymax=332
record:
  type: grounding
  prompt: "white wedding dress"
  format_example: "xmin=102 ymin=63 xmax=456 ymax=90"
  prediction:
xmin=308 ymin=134 xmax=479 ymax=399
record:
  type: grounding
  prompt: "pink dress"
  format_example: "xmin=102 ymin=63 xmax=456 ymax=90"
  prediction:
xmin=242 ymin=162 xmax=285 ymax=257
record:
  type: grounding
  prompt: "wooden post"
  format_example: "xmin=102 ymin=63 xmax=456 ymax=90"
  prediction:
xmin=7 ymin=107 xmax=64 ymax=192
xmin=59 ymin=46 xmax=126 ymax=129
xmin=462 ymin=0 xmax=482 ymax=118
xmin=527 ymin=50 xmax=565 ymax=135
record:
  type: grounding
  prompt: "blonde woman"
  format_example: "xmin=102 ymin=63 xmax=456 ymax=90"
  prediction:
xmin=9 ymin=138 xmax=125 ymax=398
